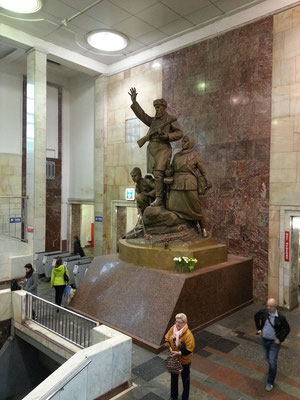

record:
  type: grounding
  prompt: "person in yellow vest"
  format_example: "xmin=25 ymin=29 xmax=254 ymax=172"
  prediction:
xmin=165 ymin=313 xmax=195 ymax=400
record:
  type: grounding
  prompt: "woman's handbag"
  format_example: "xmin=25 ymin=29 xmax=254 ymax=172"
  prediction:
xmin=164 ymin=354 xmax=183 ymax=374
xmin=63 ymin=266 xmax=69 ymax=283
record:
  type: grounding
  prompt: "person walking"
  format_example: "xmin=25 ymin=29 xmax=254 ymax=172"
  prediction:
xmin=23 ymin=263 xmax=38 ymax=319
xmin=165 ymin=313 xmax=195 ymax=400
xmin=254 ymin=298 xmax=290 ymax=392
xmin=23 ymin=263 xmax=38 ymax=295
xmin=51 ymin=257 xmax=69 ymax=307
xmin=73 ymin=235 xmax=85 ymax=257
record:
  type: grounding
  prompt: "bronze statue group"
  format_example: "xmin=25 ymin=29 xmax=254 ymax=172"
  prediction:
xmin=128 ymin=87 xmax=212 ymax=239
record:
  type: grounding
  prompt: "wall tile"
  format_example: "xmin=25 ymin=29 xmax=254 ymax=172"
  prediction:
xmin=162 ymin=17 xmax=273 ymax=300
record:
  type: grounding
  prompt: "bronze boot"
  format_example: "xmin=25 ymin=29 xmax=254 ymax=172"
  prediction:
xmin=151 ymin=179 xmax=164 ymax=207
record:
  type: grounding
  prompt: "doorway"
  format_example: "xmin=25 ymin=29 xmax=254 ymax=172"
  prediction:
xmin=111 ymin=200 xmax=138 ymax=253
xmin=70 ymin=203 xmax=94 ymax=255
xmin=292 ymin=217 xmax=300 ymax=304
xmin=279 ymin=207 xmax=300 ymax=309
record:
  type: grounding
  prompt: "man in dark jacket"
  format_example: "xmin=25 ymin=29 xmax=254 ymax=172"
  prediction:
xmin=73 ymin=235 xmax=85 ymax=257
xmin=254 ymin=298 xmax=290 ymax=392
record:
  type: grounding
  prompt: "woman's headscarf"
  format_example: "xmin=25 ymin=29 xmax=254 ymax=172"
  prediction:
xmin=179 ymin=134 xmax=195 ymax=154
xmin=183 ymin=135 xmax=195 ymax=149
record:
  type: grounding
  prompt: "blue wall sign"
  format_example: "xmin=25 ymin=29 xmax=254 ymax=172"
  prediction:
xmin=95 ymin=216 xmax=103 ymax=222
xmin=10 ymin=217 xmax=22 ymax=223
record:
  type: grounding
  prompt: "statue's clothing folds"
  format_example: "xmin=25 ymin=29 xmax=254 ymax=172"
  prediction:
xmin=135 ymin=177 xmax=155 ymax=212
xmin=168 ymin=147 xmax=211 ymax=221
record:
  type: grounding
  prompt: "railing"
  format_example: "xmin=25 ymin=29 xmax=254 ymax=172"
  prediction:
xmin=40 ymin=359 xmax=91 ymax=400
xmin=0 ymin=195 xmax=28 ymax=241
xmin=25 ymin=293 xmax=98 ymax=348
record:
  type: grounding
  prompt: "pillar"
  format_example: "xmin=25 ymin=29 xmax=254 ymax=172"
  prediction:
xmin=26 ymin=49 xmax=47 ymax=253
xmin=94 ymin=75 xmax=107 ymax=255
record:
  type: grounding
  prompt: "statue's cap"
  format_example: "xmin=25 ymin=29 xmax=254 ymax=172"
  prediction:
xmin=153 ymin=98 xmax=167 ymax=107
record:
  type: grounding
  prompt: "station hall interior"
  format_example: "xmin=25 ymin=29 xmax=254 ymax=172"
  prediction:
xmin=1 ymin=0 xmax=300 ymax=399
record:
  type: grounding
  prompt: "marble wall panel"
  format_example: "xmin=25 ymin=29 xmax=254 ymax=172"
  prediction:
xmin=0 ymin=154 xmax=21 ymax=196
xmin=46 ymin=157 xmax=61 ymax=251
xmin=270 ymin=7 xmax=300 ymax=306
xmin=162 ymin=17 xmax=273 ymax=300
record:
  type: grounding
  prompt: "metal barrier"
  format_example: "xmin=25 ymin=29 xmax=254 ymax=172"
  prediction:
xmin=40 ymin=359 xmax=91 ymax=400
xmin=25 ymin=293 xmax=98 ymax=348
xmin=0 ymin=195 xmax=28 ymax=241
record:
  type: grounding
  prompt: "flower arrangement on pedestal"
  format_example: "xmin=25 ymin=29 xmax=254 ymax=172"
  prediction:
xmin=144 ymin=233 xmax=153 ymax=247
xmin=173 ymin=257 xmax=197 ymax=273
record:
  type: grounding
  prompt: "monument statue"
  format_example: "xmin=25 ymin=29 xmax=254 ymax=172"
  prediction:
xmin=127 ymin=88 xmax=212 ymax=242
xmin=166 ymin=135 xmax=212 ymax=237
xmin=128 ymin=87 xmax=182 ymax=207
xmin=130 ymin=167 xmax=155 ymax=213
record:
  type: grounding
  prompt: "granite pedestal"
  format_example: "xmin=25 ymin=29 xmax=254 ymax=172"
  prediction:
xmin=119 ymin=237 xmax=227 ymax=270
xmin=69 ymin=253 xmax=253 ymax=351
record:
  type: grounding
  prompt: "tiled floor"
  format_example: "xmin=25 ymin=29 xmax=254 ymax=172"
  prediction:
xmin=37 ymin=279 xmax=300 ymax=400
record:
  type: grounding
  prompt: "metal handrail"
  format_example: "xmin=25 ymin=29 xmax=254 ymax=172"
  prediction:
xmin=25 ymin=293 xmax=98 ymax=348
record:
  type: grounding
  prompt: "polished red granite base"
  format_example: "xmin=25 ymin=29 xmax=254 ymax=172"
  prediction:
xmin=69 ymin=254 xmax=253 ymax=351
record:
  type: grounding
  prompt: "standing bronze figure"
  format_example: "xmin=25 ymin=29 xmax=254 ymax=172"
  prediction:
xmin=167 ymin=135 xmax=212 ymax=237
xmin=128 ymin=87 xmax=182 ymax=207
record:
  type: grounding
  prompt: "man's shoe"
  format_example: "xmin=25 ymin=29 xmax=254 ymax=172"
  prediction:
xmin=265 ymin=384 xmax=273 ymax=392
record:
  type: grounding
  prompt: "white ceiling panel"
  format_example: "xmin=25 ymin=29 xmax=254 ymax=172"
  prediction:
xmin=123 ymin=37 xmax=145 ymax=53
xmin=136 ymin=2 xmax=180 ymax=29
xmin=114 ymin=16 xmax=154 ymax=39
xmin=185 ymin=4 xmax=224 ymax=25
xmin=43 ymin=0 xmax=78 ymax=20
xmin=68 ymin=14 xmax=109 ymax=35
xmin=159 ymin=18 xmax=195 ymax=36
xmin=45 ymin=27 xmax=84 ymax=52
xmin=214 ymin=0 xmax=260 ymax=13
xmin=137 ymin=29 xmax=168 ymax=46
xmin=85 ymin=0 xmax=131 ymax=25
xmin=60 ymin=0 xmax=99 ymax=11
xmin=161 ymin=0 xmax=211 ymax=17
xmin=110 ymin=0 xmax=159 ymax=14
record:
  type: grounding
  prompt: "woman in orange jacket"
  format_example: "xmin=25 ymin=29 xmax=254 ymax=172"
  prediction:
xmin=165 ymin=313 xmax=195 ymax=400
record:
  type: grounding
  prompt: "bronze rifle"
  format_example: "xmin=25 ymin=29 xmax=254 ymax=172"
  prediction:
xmin=137 ymin=118 xmax=177 ymax=148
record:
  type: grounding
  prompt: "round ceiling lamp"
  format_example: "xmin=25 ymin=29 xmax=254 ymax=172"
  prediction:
xmin=0 ymin=0 xmax=42 ymax=13
xmin=86 ymin=30 xmax=128 ymax=52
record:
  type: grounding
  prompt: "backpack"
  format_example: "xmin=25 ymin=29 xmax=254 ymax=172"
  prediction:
xmin=11 ymin=279 xmax=21 ymax=291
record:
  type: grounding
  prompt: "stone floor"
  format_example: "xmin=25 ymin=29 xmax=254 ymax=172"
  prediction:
xmin=37 ymin=279 xmax=300 ymax=400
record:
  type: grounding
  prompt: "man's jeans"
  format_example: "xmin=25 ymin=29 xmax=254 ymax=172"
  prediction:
xmin=262 ymin=338 xmax=281 ymax=385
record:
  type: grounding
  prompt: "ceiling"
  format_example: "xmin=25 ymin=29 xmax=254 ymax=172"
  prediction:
xmin=0 ymin=0 xmax=299 ymax=78
xmin=0 ymin=0 xmax=267 ymax=65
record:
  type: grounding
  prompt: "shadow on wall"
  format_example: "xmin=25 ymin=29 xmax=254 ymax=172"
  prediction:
xmin=0 ymin=336 xmax=60 ymax=400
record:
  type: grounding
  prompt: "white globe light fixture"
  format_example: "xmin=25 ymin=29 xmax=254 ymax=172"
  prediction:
xmin=0 ymin=0 xmax=42 ymax=13
xmin=86 ymin=30 xmax=128 ymax=52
